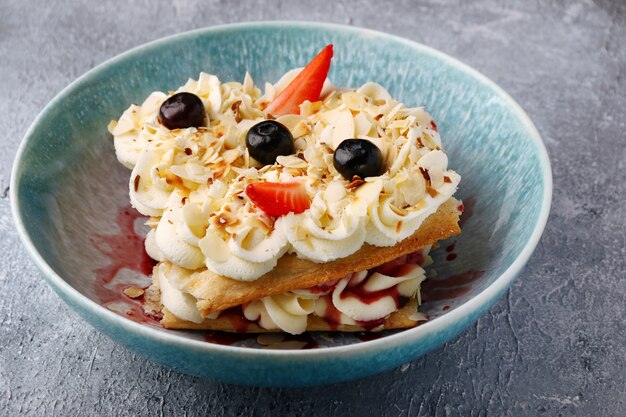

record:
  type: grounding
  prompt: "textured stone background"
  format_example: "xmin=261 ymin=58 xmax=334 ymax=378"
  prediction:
xmin=1 ymin=0 xmax=625 ymax=416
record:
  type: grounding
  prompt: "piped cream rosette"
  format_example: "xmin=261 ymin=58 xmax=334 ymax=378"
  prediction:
xmin=109 ymin=71 xmax=460 ymax=281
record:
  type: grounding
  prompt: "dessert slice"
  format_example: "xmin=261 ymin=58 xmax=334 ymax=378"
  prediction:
xmin=149 ymin=254 xmax=428 ymax=333
xmin=142 ymin=198 xmax=460 ymax=334
xmin=109 ymin=44 xmax=463 ymax=335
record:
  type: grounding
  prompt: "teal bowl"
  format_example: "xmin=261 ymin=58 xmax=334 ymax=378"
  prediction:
xmin=11 ymin=22 xmax=551 ymax=387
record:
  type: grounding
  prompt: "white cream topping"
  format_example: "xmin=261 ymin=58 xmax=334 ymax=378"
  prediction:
xmin=110 ymin=72 xmax=459 ymax=281
xmin=331 ymin=266 xmax=424 ymax=322
xmin=243 ymin=294 xmax=315 ymax=335
xmin=109 ymin=92 xmax=167 ymax=169
xmin=144 ymin=229 xmax=166 ymax=262
xmin=156 ymin=263 xmax=204 ymax=323
xmin=158 ymin=248 xmax=429 ymax=334
xmin=155 ymin=190 xmax=205 ymax=270
xmin=129 ymin=147 xmax=174 ymax=217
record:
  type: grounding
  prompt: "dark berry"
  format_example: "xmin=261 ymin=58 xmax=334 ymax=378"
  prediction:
xmin=158 ymin=92 xmax=205 ymax=130
xmin=333 ymin=139 xmax=383 ymax=180
xmin=246 ymin=120 xmax=294 ymax=165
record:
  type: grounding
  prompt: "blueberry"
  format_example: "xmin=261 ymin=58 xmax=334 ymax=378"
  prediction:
xmin=333 ymin=139 xmax=383 ymax=180
xmin=158 ymin=92 xmax=205 ymax=130
xmin=246 ymin=120 xmax=294 ymax=165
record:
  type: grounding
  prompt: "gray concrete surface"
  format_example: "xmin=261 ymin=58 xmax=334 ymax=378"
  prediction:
xmin=1 ymin=0 xmax=625 ymax=416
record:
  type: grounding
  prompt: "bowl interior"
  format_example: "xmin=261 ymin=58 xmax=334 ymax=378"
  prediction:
xmin=13 ymin=23 xmax=548 ymax=349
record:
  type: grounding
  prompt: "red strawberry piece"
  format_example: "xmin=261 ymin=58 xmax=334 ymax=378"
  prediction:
xmin=245 ymin=181 xmax=310 ymax=217
xmin=265 ymin=44 xmax=334 ymax=116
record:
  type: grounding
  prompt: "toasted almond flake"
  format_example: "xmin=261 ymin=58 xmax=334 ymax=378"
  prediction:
xmin=276 ymin=154 xmax=308 ymax=169
xmin=300 ymin=100 xmax=322 ymax=117
xmin=345 ymin=176 xmax=365 ymax=189
xmin=354 ymin=112 xmax=373 ymax=136
xmin=388 ymin=119 xmax=410 ymax=130
xmin=106 ymin=302 xmax=129 ymax=314
xmin=123 ymin=286 xmax=145 ymax=299
xmin=340 ymin=91 xmax=364 ymax=110
xmin=355 ymin=178 xmax=383 ymax=205
xmin=284 ymin=168 xmax=303 ymax=177
xmin=408 ymin=311 xmax=428 ymax=322
xmin=222 ymin=149 xmax=240 ymax=164
xmin=394 ymin=171 xmax=408 ymax=184
xmin=107 ymin=120 xmax=118 ymax=134
xmin=356 ymin=82 xmax=392 ymax=102
xmin=211 ymin=159 xmax=230 ymax=179
xmin=325 ymin=108 xmax=354 ymax=149
xmin=243 ymin=148 xmax=251 ymax=168
xmin=199 ymin=230 xmax=230 ymax=262
xmin=214 ymin=124 xmax=226 ymax=138
xmin=213 ymin=210 xmax=238 ymax=227
xmin=275 ymin=115 xmax=310 ymax=138
xmin=385 ymin=103 xmax=404 ymax=122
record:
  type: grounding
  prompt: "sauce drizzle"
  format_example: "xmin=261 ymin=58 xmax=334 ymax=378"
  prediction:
xmin=421 ymin=270 xmax=484 ymax=302
xmin=92 ymin=206 xmax=157 ymax=324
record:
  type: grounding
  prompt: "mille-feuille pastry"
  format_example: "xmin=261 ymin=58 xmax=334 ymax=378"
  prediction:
xmin=108 ymin=45 xmax=462 ymax=335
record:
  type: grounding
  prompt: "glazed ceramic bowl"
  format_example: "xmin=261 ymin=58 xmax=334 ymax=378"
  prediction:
xmin=11 ymin=22 xmax=551 ymax=387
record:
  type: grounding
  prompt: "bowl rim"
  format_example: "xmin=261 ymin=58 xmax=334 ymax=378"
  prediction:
xmin=10 ymin=20 xmax=552 ymax=359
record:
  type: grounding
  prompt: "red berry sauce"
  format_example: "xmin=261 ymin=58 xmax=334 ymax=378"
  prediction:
xmin=91 ymin=206 xmax=157 ymax=324
xmin=421 ymin=270 xmax=484 ymax=302
xmin=458 ymin=196 xmax=476 ymax=228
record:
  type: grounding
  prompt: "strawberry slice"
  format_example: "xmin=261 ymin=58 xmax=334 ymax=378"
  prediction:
xmin=245 ymin=181 xmax=310 ymax=217
xmin=265 ymin=44 xmax=334 ymax=116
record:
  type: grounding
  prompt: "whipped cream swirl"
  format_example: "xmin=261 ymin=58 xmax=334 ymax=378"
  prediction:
xmin=110 ymin=72 xmax=459 ymax=281
xmin=158 ymin=247 xmax=430 ymax=334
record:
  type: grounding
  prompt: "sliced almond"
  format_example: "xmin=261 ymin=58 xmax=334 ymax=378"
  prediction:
xmin=123 ymin=286 xmax=145 ymax=299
